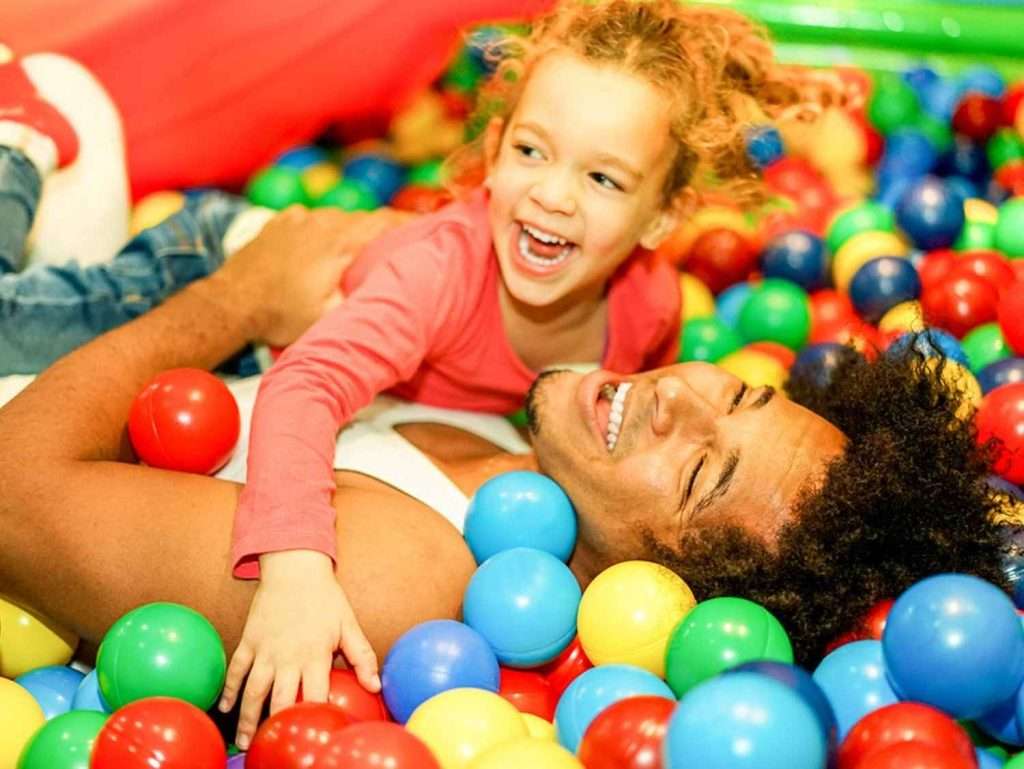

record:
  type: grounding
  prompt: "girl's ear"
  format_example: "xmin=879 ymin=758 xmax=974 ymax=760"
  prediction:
xmin=640 ymin=189 xmax=696 ymax=250
xmin=482 ymin=116 xmax=506 ymax=184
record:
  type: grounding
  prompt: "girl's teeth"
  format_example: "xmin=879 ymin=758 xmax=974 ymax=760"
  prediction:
xmin=518 ymin=230 xmax=573 ymax=267
xmin=523 ymin=223 xmax=567 ymax=245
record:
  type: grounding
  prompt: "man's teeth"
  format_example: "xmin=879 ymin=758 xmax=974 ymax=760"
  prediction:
xmin=523 ymin=223 xmax=568 ymax=245
xmin=606 ymin=382 xmax=632 ymax=452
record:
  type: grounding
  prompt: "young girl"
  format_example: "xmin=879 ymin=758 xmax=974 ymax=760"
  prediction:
xmin=221 ymin=0 xmax=838 ymax=746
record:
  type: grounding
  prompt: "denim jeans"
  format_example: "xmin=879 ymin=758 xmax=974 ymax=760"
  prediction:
xmin=0 ymin=146 xmax=259 ymax=374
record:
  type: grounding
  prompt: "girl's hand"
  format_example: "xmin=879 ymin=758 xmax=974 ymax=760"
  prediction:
xmin=217 ymin=549 xmax=379 ymax=749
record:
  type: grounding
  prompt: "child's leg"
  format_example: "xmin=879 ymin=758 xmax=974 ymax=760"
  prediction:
xmin=0 ymin=187 xmax=253 ymax=374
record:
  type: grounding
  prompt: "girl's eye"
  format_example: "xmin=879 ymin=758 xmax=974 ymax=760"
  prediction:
xmin=514 ymin=143 xmax=542 ymax=160
xmin=590 ymin=172 xmax=622 ymax=191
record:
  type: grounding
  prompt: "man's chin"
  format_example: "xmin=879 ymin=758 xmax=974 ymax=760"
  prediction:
xmin=524 ymin=369 xmax=569 ymax=436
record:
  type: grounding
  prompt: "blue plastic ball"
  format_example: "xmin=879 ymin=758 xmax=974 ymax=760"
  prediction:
xmin=885 ymin=129 xmax=939 ymax=176
xmin=15 ymin=665 xmax=85 ymax=720
xmin=463 ymin=548 xmax=581 ymax=668
xmin=944 ymin=175 xmax=981 ymax=203
xmin=464 ymin=471 xmax=577 ymax=564
xmin=381 ymin=619 xmax=500 ymax=723
xmin=939 ymin=136 xmax=991 ymax=182
xmin=554 ymin=664 xmax=675 ymax=753
xmin=745 ymin=125 xmax=785 ymax=169
xmin=662 ymin=672 xmax=827 ymax=769
xmin=715 ymin=282 xmax=754 ymax=330
xmin=875 ymin=174 xmax=917 ymax=211
xmin=959 ymin=66 xmax=1005 ymax=99
xmin=976 ymin=747 xmax=1006 ymax=769
xmin=883 ymin=573 xmax=1024 ymax=719
xmin=977 ymin=688 xmax=1024 ymax=747
xmin=71 ymin=669 xmax=111 ymax=713
xmin=978 ymin=358 xmax=1024 ymax=395
xmin=812 ymin=640 xmax=899 ymax=739
xmin=275 ymin=144 xmax=330 ymax=171
xmin=902 ymin=66 xmax=939 ymax=100
xmin=895 ymin=177 xmax=966 ymax=250
xmin=920 ymin=78 xmax=961 ymax=122
xmin=849 ymin=257 xmax=921 ymax=323
xmin=760 ymin=230 xmax=828 ymax=291
xmin=791 ymin=343 xmax=855 ymax=391
xmin=887 ymin=329 xmax=969 ymax=367
xmin=342 ymin=154 xmax=407 ymax=205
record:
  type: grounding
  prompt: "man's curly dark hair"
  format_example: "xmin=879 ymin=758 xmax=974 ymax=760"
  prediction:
xmin=648 ymin=340 xmax=1009 ymax=665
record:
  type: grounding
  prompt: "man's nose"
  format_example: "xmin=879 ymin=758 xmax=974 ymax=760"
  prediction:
xmin=653 ymin=375 xmax=715 ymax=436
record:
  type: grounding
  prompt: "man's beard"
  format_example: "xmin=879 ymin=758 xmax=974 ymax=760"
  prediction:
xmin=524 ymin=369 xmax=568 ymax=436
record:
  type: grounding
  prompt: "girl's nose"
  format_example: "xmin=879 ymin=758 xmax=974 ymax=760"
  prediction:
xmin=653 ymin=375 xmax=715 ymax=437
xmin=529 ymin=169 xmax=577 ymax=216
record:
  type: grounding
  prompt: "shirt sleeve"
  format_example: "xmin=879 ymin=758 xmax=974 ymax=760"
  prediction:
xmin=230 ymin=228 xmax=464 ymax=578
xmin=641 ymin=256 xmax=682 ymax=369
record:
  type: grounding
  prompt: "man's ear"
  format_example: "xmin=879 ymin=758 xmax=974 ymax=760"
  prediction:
xmin=482 ymin=116 xmax=506 ymax=183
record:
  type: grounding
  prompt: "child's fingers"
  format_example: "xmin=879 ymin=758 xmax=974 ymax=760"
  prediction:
xmin=300 ymin=655 xmax=332 ymax=704
xmin=236 ymin=658 xmax=274 ymax=750
xmin=219 ymin=641 xmax=255 ymax=712
xmin=339 ymin=616 xmax=380 ymax=692
xmin=269 ymin=666 xmax=301 ymax=715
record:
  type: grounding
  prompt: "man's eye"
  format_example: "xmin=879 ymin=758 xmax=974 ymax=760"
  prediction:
xmin=729 ymin=383 xmax=748 ymax=413
xmin=685 ymin=455 xmax=705 ymax=505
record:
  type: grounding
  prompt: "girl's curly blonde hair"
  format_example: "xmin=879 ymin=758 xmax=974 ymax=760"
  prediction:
xmin=445 ymin=0 xmax=848 ymax=210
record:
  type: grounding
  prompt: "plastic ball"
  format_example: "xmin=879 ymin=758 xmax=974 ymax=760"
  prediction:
xmin=0 ymin=598 xmax=77 ymax=679
xmin=999 ymin=282 xmax=1024 ymax=354
xmin=990 ymin=131 xmax=1024 ymax=172
xmin=15 ymin=709 xmax=107 ymax=769
xmin=976 ymin=687 xmax=1024 ymax=746
xmin=298 ymin=667 xmax=388 ymax=722
xmin=879 ymin=301 xmax=926 ymax=335
xmin=963 ymin=323 xmax=1013 ymax=373
xmin=679 ymin=316 xmax=742 ymax=363
xmin=577 ymin=561 xmax=696 ymax=679
xmin=129 ymin=190 xmax=186 ymax=236
xmin=716 ymin=348 xmax=788 ymax=390
xmin=716 ymin=282 xmax=754 ymax=330
xmin=745 ymin=124 xmax=785 ymax=168
xmin=127 ymin=368 xmax=240 ymax=474
xmin=976 ymin=382 xmax=1024 ymax=483
xmin=0 ymin=678 xmax=45 ymax=768
xmin=15 ymin=665 xmax=84 ymax=720
xmin=392 ymin=184 xmax=453 ymax=213
xmin=554 ymin=665 xmax=674 ymax=754
xmin=524 ymin=713 xmax=557 ymax=740
xmin=895 ymin=177 xmax=966 ymax=250
xmin=71 ymin=669 xmax=111 ymax=713
xmin=381 ymin=620 xmax=500 ymax=724
xmin=96 ymin=602 xmax=226 ymax=711
xmin=885 ymin=129 xmax=940 ymax=175
xmin=246 ymin=702 xmax=350 ymax=769
xmin=839 ymin=702 xmax=975 ymax=768
xmin=679 ymin=273 xmax=715 ymax=321
xmin=955 ymin=219 xmax=998 ymax=251
xmin=883 ymin=574 xmax=1024 ymax=718
xmin=315 ymin=178 xmax=380 ymax=211
xmin=833 ymin=231 xmax=909 ymax=293
xmin=464 ymin=471 xmax=577 ymax=564
xmin=91 ymin=697 xmax=225 ymax=769
xmin=664 ymin=597 xmax=792 ymax=698
xmin=977 ymin=747 xmax=1010 ymax=769
xmin=925 ymin=358 xmax=984 ymax=420
xmin=537 ymin=636 xmax=593 ymax=700
xmin=887 ymin=328 xmax=969 ymax=367
xmin=662 ymin=672 xmax=826 ymax=769
xmin=979 ymin=358 xmax=1024 ymax=394
xmin=953 ymin=250 xmax=1016 ymax=291
xmin=684 ymin=228 xmax=759 ymax=294
xmin=849 ymin=257 xmax=921 ymax=323
xmin=275 ymin=144 xmax=329 ymax=170
xmin=939 ymin=136 xmax=991 ymax=182
xmin=954 ymin=93 xmax=1004 ymax=142
xmin=810 ymin=289 xmax=858 ymax=331
xmin=790 ymin=342 xmax=855 ymax=390
xmin=996 ymin=198 xmax=1024 ymax=258
xmin=300 ymin=162 xmax=342 ymax=200
xmin=245 ymin=165 xmax=308 ymax=209
xmin=577 ymin=695 xmax=675 ymax=769
xmin=469 ymin=737 xmax=582 ymax=768
xmin=812 ymin=640 xmax=899 ymax=739
xmin=869 ymin=74 xmax=922 ymax=135
xmin=316 ymin=721 xmax=441 ymax=768
xmin=737 ymin=278 xmax=811 ymax=350
xmin=760 ymin=229 xmax=829 ymax=292
xmin=747 ymin=340 xmax=796 ymax=369
xmin=922 ymin=272 xmax=1000 ymax=338
xmin=406 ymin=688 xmax=527 ymax=768
xmin=499 ymin=667 xmax=554 ymax=721
xmin=343 ymin=153 xmax=407 ymax=205
xmin=920 ymin=78 xmax=961 ymax=123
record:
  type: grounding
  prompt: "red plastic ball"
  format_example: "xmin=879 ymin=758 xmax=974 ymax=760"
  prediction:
xmin=949 ymin=251 xmax=1015 ymax=295
xmin=810 ymin=317 xmax=882 ymax=361
xmin=810 ymin=290 xmax=858 ymax=334
xmin=996 ymin=161 xmax=1024 ymax=197
xmin=330 ymin=721 xmax=440 ymax=768
xmin=1003 ymin=82 xmax=1024 ymax=127
xmin=299 ymin=668 xmax=389 ymax=723
xmin=998 ymin=282 xmax=1024 ymax=354
xmin=91 ymin=697 xmax=226 ymax=769
xmin=127 ymin=368 xmax=240 ymax=474
xmin=578 ymin=696 xmax=675 ymax=769
xmin=391 ymin=185 xmax=453 ymax=213
xmin=499 ymin=667 xmax=555 ymax=721
xmin=853 ymin=741 xmax=977 ymax=769
xmin=859 ymin=598 xmax=894 ymax=641
xmin=838 ymin=702 xmax=974 ymax=769
xmin=747 ymin=341 xmax=797 ymax=369
xmin=952 ymin=93 xmax=1003 ymax=141
xmin=917 ymin=250 xmax=959 ymax=293
xmin=921 ymin=273 xmax=1000 ymax=338
xmin=247 ymin=702 xmax=351 ymax=769
xmin=976 ymin=382 xmax=1024 ymax=484
xmin=683 ymin=227 xmax=759 ymax=294
xmin=848 ymin=110 xmax=885 ymax=166
xmin=537 ymin=636 xmax=593 ymax=700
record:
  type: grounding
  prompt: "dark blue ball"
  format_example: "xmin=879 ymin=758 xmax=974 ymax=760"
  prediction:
xmin=938 ymin=136 xmax=990 ymax=182
xmin=978 ymin=357 xmax=1024 ymax=394
xmin=760 ymin=230 xmax=828 ymax=290
xmin=343 ymin=154 xmax=407 ymax=204
xmin=943 ymin=175 xmax=981 ymax=203
xmin=848 ymin=257 xmax=921 ymax=323
xmin=791 ymin=343 xmax=854 ymax=390
xmin=887 ymin=329 xmax=969 ymax=367
xmin=275 ymin=144 xmax=329 ymax=170
xmin=895 ymin=176 xmax=966 ymax=250
xmin=746 ymin=125 xmax=785 ymax=169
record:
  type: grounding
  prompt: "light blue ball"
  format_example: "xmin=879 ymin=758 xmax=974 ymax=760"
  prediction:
xmin=555 ymin=664 xmax=675 ymax=753
xmin=663 ymin=672 xmax=827 ymax=769
xmin=812 ymin=640 xmax=899 ymax=739
xmin=976 ymin=747 xmax=1007 ymax=769
xmin=883 ymin=573 xmax=1024 ymax=719
xmin=716 ymin=282 xmax=754 ymax=330
xmin=71 ymin=669 xmax=111 ymax=713
xmin=958 ymin=67 xmax=1005 ymax=99
xmin=16 ymin=665 xmax=85 ymax=720
xmin=463 ymin=548 xmax=580 ymax=668
xmin=464 ymin=471 xmax=577 ymax=564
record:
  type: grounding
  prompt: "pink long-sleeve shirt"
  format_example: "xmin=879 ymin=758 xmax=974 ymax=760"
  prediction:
xmin=231 ymin=189 xmax=681 ymax=577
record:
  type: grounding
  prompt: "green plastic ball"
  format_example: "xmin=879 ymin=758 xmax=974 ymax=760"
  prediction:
xmin=1005 ymin=752 xmax=1024 ymax=768
xmin=987 ymin=129 xmax=1024 ymax=171
xmin=737 ymin=278 xmax=811 ymax=351
xmin=245 ymin=165 xmax=308 ymax=209
xmin=912 ymin=113 xmax=953 ymax=155
xmin=407 ymin=158 xmax=444 ymax=188
xmin=664 ymin=597 xmax=793 ymax=698
xmin=443 ymin=47 xmax=483 ymax=92
xmin=827 ymin=201 xmax=896 ymax=255
xmin=868 ymin=74 xmax=921 ymax=135
xmin=680 ymin=317 xmax=743 ymax=363
xmin=16 ymin=710 xmax=107 ymax=769
xmin=315 ymin=178 xmax=380 ymax=211
xmin=507 ymin=407 xmax=529 ymax=428
xmin=96 ymin=602 xmax=226 ymax=711
xmin=995 ymin=198 xmax=1024 ymax=258
xmin=962 ymin=323 xmax=1012 ymax=373
xmin=954 ymin=220 xmax=997 ymax=252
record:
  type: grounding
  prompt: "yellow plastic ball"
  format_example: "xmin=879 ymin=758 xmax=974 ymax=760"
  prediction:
xmin=301 ymin=162 xmax=342 ymax=200
xmin=0 ymin=597 xmax=78 ymax=678
xmin=878 ymin=301 xmax=926 ymax=335
xmin=924 ymin=358 xmax=982 ymax=422
xmin=406 ymin=688 xmax=528 ymax=769
xmin=0 ymin=678 xmax=45 ymax=769
xmin=522 ymin=713 xmax=557 ymax=741
xmin=468 ymin=737 xmax=583 ymax=769
xmin=832 ymin=231 xmax=909 ymax=293
xmin=680 ymin=273 xmax=715 ymax=321
xmin=716 ymin=349 xmax=787 ymax=390
xmin=964 ymin=197 xmax=999 ymax=225
xmin=129 ymin=190 xmax=185 ymax=236
xmin=577 ymin=561 xmax=696 ymax=679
